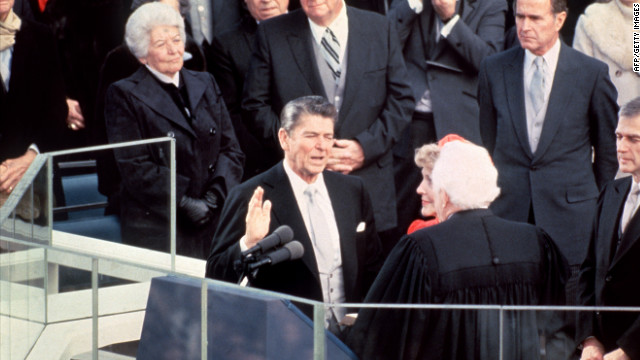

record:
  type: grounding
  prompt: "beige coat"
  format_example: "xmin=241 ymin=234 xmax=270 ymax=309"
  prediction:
xmin=574 ymin=0 xmax=640 ymax=106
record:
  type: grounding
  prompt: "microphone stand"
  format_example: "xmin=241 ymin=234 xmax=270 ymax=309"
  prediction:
xmin=234 ymin=255 xmax=259 ymax=287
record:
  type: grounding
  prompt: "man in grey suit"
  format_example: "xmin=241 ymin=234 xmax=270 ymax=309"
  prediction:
xmin=387 ymin=0 xmax=506 ymax=236
xmin=241 ymin=0 xmax=415 ymax=247
xmin=478 ymin=0 xmax=618 ymax=357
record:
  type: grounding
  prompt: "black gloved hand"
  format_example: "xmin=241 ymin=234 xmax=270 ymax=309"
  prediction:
xmin=179 ymin=196 xmax=211 ymax=227
xmin=203 ymin=190 xmax=219 ymax=213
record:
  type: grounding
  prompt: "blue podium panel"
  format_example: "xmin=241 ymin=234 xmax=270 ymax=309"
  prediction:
xmin=137 ymin=276 xmax=358 ymax=360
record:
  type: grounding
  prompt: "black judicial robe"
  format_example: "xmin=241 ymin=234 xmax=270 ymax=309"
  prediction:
xmin=345 ymin=209 xmax=568 ymax=360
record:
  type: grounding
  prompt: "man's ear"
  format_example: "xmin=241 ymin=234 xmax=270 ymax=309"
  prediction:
xmin=554 ymin=11 xmax=567 ymax=32
xmin=278 ymin=128 xmax=289 ymax=152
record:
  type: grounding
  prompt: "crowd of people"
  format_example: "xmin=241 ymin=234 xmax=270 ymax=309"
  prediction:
xmin=1 ymin=0 xmax=639 ymax=358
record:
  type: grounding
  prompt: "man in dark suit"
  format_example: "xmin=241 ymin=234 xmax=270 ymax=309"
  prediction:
xmin=577 ymin=97 xmax=640 ymax=360
xmin=209 ymin=0 xmax=288 ymax=180
xmin=189 ymin=0 xmax=243 ymax=73
xmin=386 ymin=0 xmax=506 ymax=237
xmin=241 ymin=0 xmax=415 ymax=243
xmin=478 ymin=0 xmax=618 ymax=357
xmin=206 ymin=96 xmax=382 ymax=331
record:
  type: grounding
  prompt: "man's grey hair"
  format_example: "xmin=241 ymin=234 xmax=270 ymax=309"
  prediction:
xmin=620 ymin=97 xmax=640 ymax=120
xmin=125 ymin=2 xmax=186 ymax=59
xmin=280 ymin=96 xmax=338 ymax=133
xmin=431 ymin=141 xmax=501 ymax=210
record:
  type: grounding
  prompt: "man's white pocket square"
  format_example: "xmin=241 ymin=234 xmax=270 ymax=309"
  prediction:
xmin=356 ymin=222 xmax=366 ymax=232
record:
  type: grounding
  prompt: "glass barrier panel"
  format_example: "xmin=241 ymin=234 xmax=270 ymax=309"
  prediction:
xmin=0 ymin=155 xmax=50 ymax=247
xmin=49 ymin=138 xmax=178 ymax=271
xmin=0 ymin=239 xmax=46 ymax=360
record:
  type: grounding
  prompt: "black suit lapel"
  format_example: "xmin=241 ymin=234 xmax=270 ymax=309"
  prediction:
xmin=7 ymin=22 xmax=31 ymax=99
xmin=182 ymin=69 xmax=206 ymax=113
xmin=263 ymin=164 xmax=321 ymax=283
xmin=286 ymin=12 xmax=326 ymax=98
xmin=340 ymin=8 xmax=371 ymax=126
xmin=612 ymin=179 xmax=640 ymax=267
xmin=533 ymin=43 xmax=579 ymax=161
xmin=503 ymin=48 xmax=532 ymax=158
xmin=325 ymin=172 xmax=358 ymax=295
xmin=601 ymin=179 xmax=630 ymax=267
xmin=130 ymin=68 xmax=197 ymax=137
xmin=419 ymin=5 xmax=437 ymax=59
xmin=430 ymin=0 xmax=470 ymax=59
xmin=0 ymin=72 xmax=6 ymax=97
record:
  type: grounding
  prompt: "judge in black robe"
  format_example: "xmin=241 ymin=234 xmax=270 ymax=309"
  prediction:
xmin=345 ymin=140 xmax=569 ymax=360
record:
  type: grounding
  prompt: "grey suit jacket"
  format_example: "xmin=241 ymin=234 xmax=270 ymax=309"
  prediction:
xmin=577 ymin=177 xmax=640 ymax=358
xmin=478 ymin=43 xmax=618 ymax=265
xmin=241 ymin=7 xmax=415 ymax=231
xmin=388 ymin=0 xmax=506 ymax=143
xmin=206 ymin=163 xmax=382 ymax=310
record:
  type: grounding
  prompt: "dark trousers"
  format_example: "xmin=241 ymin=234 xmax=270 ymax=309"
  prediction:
xmin=530 ymin=204 xmax=580 ymax=360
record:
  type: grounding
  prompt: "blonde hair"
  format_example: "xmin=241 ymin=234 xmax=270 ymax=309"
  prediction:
xmin=414 ymin=143 xmax=440 ymax=172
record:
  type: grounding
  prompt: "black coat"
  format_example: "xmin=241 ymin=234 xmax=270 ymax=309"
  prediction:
xmin=577 ymin=177 xmax=640 ymax=358
xmin=94 ymin=40 xmax=206 ymax=200
xmin=209 ymin=18 xmax=273 ymax=180
xmin=105 ymin=67 xmax=244 ymax=258
xmin=206 ymin=163 xmax=383 ymax=315
xmin=0 ymin=19 xmax=67 ymax=161
xmin=346 ymin=209 xmax=569 ymax=360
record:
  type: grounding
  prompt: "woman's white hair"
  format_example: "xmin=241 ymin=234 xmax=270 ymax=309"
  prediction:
xmin=125 ymin=2 xmax=186 ymax=59
xmin=431 ymin=141 xmax=500 ymax=209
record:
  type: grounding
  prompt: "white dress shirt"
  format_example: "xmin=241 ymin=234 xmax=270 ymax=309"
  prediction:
xmin=308 ymin=1 xmax=349 ymax=65
xmin=283 ymin=161 xmax=346 ymax=326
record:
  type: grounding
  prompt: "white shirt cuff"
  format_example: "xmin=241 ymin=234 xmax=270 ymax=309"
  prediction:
xmin=408 ymin=0 xmax=423 ymax=13
xmin=239 ymin=235 xmax=249 ymax=252
xmin=440 ymin=14 xmax=460 ymax=38
xmin=28 ymin=144 xmax=40 ymax=155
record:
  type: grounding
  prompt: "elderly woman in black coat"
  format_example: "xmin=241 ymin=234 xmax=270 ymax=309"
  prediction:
xmin=105 ymin=2 xmax=243 ymax=258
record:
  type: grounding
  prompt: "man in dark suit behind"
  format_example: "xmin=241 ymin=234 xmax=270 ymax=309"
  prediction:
xmin=206 ymin=96 xmax=382 ymax=332
xmin=241 ymin=0 xmax=415 ymax=245
xmin=386 ymin=0 xmax=506 ymax=237
xmin=477 ymin=0 xmax=618 ymax=357
xmin=209 ymin=0 xmax=288 ymax=180
xmin=577 ymin=97 xmax=640 ymax=360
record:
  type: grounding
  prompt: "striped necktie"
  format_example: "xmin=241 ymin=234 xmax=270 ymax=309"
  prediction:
xmin=321 ymin=27 xmax=341 ymax=81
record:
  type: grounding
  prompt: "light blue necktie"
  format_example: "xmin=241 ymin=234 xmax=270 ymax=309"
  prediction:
xmin=530 ymin=56 xmax=545 ymax=115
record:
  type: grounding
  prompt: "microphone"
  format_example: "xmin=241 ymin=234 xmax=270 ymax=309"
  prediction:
xmin=247 ymin=241 xmax=304 ymax=271
xmin=241 ymin=225 xmax=294 ymax=258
